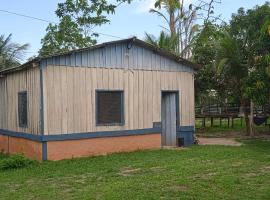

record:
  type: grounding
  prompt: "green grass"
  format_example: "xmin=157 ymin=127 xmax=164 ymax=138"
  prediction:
xmin=1 ymin=140 xmax=270 ymax=199
xmin=196 ymin=117 xmax=270 ymax=136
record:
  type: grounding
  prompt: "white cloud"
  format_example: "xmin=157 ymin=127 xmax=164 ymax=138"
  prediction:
xmin=135 ymin=0 xmax=156 ymax=14
xmin=134 ymin=0 xmax=195 ymax=14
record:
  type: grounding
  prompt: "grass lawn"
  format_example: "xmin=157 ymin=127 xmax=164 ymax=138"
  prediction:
xmin=196 ymin=117 xmax=270 ymax=137
xmin=1 ymin=140 xmax=270 ymax=199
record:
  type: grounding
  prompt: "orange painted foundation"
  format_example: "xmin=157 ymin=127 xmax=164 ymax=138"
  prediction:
xmin=47 ymin=133 xmax=161 ymax=161
xmin=0 ymin=135 xmax=9 ymax=153
xmin=0 ymin=133 xmax=161 ymax=161
xmin=0 ymin=135 xmax=43 ymax=160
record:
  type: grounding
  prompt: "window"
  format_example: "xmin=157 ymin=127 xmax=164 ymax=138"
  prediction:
xmin=18 ymin=91 xmax=27 ymax=128
xmin=96 ymin=91 xmax=124 ymax=126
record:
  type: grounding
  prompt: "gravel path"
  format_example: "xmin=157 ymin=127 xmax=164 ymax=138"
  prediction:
xmin=198 ymin=137 xmax=242 ymax=146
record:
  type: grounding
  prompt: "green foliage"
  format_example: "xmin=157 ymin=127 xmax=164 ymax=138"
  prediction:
xmin=0 ymin=154 xmax=37 ymax=170
xmin=144 ymin=31 xmax=178 ymax=53
xmin=192 ymin=23 xmax=227 ymax=104
xmin=193 ymin=3 xmax=270 ymax=108
xmin=193 ymin=3 xmax=270 ymax=135
xmin=228 ymin=3 xmax=270 ymax=105
xmin=242 ymin=69 xmax=270 ymax=105
xmin=149 ymin=0 xmax=213 ymax=58
xmin=0 ymin=34 xmax=29 ymax=70
xmin=39 ymin=0 xmax=131 ymax=56
xmin=154 ymin=0 xmax=180 ymax=10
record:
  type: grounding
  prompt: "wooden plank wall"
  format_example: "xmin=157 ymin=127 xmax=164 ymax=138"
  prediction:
xmin=42 ymin=43 xmax=194 ymax=73
xmin=0 ymin=67 xmax=40 ymax=134
xmin=43 ymin=66 xmax=194 ymax=135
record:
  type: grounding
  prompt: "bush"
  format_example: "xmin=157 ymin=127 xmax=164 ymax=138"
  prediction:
xmin=0 ymin=154 xmax=37 ymax=170
xmin=0 ymin=151 xmax=7 ymax=159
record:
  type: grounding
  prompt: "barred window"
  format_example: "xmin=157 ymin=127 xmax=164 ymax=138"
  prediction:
xmin=18 ymin=91 xmax=27 ymax=128
xmin=96 ymin=91 xmax=124 ymax=126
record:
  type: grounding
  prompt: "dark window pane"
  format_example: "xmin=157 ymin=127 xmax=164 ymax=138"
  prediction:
xmin=97 ymin=91 xmax=123 ymax=125
xmin=18 ymin=91 xmax=27 ymax=127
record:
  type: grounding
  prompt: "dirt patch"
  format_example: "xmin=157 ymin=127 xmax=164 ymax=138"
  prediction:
xmin=168 ymin=185 xmax=188 ymax=192
xmin=198 ymin=138 xmax=242 ymax=146
xmin=190 ymin=172 xmax=217 ymax=180
xmin=150 ymin=166 xmax=165 ymax=172
xmin=260 ymin=166 xmax=270 ymax=172
xmin=246 ymin=172 xmax=257 ymax=177
xmin=231 ymin=162 xmax=243 ymax=167
xmin=119 ymin=167 xmax=141 ymax=176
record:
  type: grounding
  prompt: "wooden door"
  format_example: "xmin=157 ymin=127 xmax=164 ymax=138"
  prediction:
xmin=161 ymin=92 xmax=177 ymax=146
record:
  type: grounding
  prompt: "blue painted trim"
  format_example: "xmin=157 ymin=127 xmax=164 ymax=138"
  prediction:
xmin=0 ymin=129 xmax=42 ymax=141
xmin=0 ymin=126 xmax=195 ymax=144
xmin=43 ymin=128 xmax=160 ymax=141
xmin=177 ymin=126 xmax=194 ymax=132
xmin=0 ymin=128 xmax=161 ymax=142
xmin=176 ymin=126 xmax=195 ymax=147
xmin=42 ymin=142 xmax=47 ymax=161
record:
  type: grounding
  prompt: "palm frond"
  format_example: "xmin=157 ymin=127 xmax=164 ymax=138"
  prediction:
xmin=144 ymin=33 xmax=158 ymax=46
xmin=0 ymin=34 xmax=29 ymax=69
xmin=149 ymin=9 xmax=170 ymax=25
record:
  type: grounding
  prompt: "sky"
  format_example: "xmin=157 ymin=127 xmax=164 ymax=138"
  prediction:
xmin=0 ymin=0 xmax=268 ymax=61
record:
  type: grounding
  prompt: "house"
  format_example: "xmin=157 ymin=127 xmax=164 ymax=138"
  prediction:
xmin=0 ymin=37 xmax=197 ymax=161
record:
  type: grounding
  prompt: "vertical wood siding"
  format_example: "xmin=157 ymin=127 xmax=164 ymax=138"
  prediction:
xmin=42 ymin=43 xmax=194 ymax=73
xmin=43 ymin=66 xmax=194 ymax=135
xmin=0 ymin=67 xmax=40 ymax=134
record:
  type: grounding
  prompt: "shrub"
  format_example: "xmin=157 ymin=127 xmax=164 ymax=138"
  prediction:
xmin=0 ymin=154 xmax=37 ymax=170
xmin=0 ymin=151 xmax=8 ymax=160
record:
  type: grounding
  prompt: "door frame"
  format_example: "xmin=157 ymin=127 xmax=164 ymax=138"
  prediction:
xmin=161 ymin=90 xmax=180 ymax=127
xmin=161 ymin=90 xmax=180 ymax=146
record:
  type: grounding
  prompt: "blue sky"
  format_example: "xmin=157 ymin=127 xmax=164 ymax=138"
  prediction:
xmin=0 ymin=0 xmax=267 ymax=61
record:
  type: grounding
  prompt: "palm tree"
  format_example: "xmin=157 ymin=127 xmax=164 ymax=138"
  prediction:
xmin=145 ymin=31 xmax=177 ymax=53
xmin=150 ymin=0 xmax=180 ymax=35
xmin=214 ymin=31 xmax=255 ymax=136
xmin=150 ymin=0 xmax=199 ymax=58
xmin=0 ymin=34 xmax=29 ymax=70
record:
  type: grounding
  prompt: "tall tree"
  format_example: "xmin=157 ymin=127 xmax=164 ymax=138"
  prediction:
xmin=192 ymin=23 xmax=224 ymax=106
xmin=39 ymin=0 xmax=131 ymax=56
xmin=0 ymin=34 xmax=29 ymax=70
xmin=214 ymin=3 xmax=270 ymax=136
xmin=150 ymin=0 xmax=180 ymax=35
xmin=148 ymin=0 xmax=221 ymax=58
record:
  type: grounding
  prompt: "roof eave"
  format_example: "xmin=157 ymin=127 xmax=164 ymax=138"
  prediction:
xmin=0 ymin=58 xmax=40 ymax=75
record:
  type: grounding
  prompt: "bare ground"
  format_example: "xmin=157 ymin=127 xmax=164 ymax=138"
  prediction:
xmin=198 ymin=137 xmax=242 ymax=146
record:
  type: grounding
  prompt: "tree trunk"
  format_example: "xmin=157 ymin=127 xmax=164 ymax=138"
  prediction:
xmin=169 ymin=12 xmax=176 ymax=35
xmin=249 ymin=101 xmax=255 ymax=137
xmin=244 ymin=111 xmax=251 ymax=136
xmin=243 ymin=100 xmax=254 ymax=137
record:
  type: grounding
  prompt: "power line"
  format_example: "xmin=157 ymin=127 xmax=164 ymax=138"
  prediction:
xmin=0 ymin=9 xmax=55 ymax=24
xmin=95 ymin=32 xmax=122 ymax=39
xmin=0 ymin=9 xmax=124 ymax=39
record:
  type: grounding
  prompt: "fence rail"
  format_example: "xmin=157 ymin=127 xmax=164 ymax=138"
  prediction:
xmin=195 ymin=104 xmax=270 ymax=116
xmin=195 ymin=103 xmax=270 ymax=129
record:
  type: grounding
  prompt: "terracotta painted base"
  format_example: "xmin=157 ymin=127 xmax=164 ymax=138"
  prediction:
xmin=0 ymin=133 xmax=161 ymax=161
xmin=0 ymin=135 xmax=43 ymax=160
xmin=47 ymin=134 xmax=161 ymax=161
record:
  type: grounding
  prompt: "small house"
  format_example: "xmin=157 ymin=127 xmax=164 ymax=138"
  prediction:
xmin=0 ymin=38 xmax=197 ymax=161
